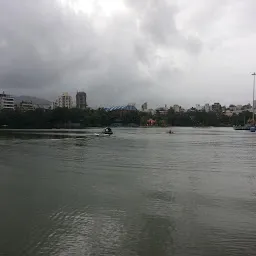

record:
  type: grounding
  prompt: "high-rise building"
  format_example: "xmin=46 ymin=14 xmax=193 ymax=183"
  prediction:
xmin=76 ymin=91 xmax=87 ymax=109
xmin=54 ymin=93 xmax=73 ymax=109
xmin=0 ymin=92 xmax=15 ymax=110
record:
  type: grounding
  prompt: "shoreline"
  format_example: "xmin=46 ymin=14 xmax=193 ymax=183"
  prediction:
xmin=0 ymin=126 xmax=232 ymax=132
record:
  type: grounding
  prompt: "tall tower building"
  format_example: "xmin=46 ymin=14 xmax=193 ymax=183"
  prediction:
xmin=76 ymin=91 xmax=87 ymax=109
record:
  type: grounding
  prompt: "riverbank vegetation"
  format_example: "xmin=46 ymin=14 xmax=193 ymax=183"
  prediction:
xmin=0 ymin=107 xmax=252 ymax=129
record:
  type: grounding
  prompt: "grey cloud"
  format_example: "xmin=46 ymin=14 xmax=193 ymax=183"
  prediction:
xmin=0 ymin=0 xmax=97 ymax=90
xmin=0 ymin=0 xmax=254 ymax=108
xmin=0 ymin=0 xmax=185 ymax=106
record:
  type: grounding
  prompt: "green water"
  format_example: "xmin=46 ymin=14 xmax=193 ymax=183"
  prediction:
xmin=0 ymin=127 xmax=256 ymax=255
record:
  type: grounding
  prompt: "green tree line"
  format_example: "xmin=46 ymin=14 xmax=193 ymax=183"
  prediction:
xmin=0 ymin=107 xmax=252 ymax=129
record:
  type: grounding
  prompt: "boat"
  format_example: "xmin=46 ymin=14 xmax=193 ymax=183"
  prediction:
xmin=233 ymin=124 xmax=251 ymax=130
xmin=93 ymin=127 xmax=113 ymax=136
xmin=103 ymin=127 xmax=113 ymax=135
xmin=167 ymin=129 xmax=174 ymax=134
xmin=233 ymin=115 xmax=255 ymax=131
xmin=250 ymin=127 xmax=256 ymax=132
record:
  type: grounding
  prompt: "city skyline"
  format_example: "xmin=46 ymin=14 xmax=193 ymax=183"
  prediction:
xmin=0 ymin=0 xmax=256 ymax=107
xmin=1 ymin=88 xmax=255 ymax=112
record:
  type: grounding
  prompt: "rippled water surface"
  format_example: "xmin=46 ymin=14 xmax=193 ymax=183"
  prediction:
xmin=1 ymin=127 xmax=256 ymax=256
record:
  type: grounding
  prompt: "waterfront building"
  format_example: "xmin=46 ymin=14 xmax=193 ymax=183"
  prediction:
xmin=141 ymin=102 xmax=148 ymax=111
xmin=225 ymin=110 xmax=233 ymax=116
xmin=104 ymin=104 xmax=137 ymax=112
xmin=34 ymin=104 xmax=51 ymax=110
xmin=236 ymin=105 xmax=242 ymax=110
xmin=212 ymin=102 xmax=222 ymax=112
xmin=229 ymin=104 xmax=236 ymax=111
xmin=20 ymin=101 xmax=34 ymax=111
xmin=173 ymin=104 xmax=180 ymax=113
xmin=148 ymin=109 xmax=155 ymax=115
xmin=204 ymin=103 xmax=211 ymax=112
xmin=155 ymin=107 xmax=168 ymax=115
xmin=196 ymin=104 xmax=202 ymax=111
xmin=0 ymin=92 xmax=15 ymax=110
xmin=104 ymin=104 xmax=138 ymax=118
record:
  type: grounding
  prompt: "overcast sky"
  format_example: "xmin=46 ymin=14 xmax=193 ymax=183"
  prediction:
xmin=1 ymin=0 xmax=256 ymax=108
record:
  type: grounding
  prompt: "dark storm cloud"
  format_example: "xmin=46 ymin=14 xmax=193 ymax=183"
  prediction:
xmin=0 ymin=0 xmax=202 ymax=106
xmin=1 ymin=0 xmax=254 ymax=107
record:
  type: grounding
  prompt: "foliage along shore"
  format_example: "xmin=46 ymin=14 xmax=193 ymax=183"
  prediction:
xmin=0 ymin=107 xmax=251 ymax=129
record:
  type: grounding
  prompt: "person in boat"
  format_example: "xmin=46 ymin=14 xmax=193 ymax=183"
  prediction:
xmin=103 ymin=127 xmax=113 ymax=135
xmin=168 ymin=129 xmax=174 ymax=134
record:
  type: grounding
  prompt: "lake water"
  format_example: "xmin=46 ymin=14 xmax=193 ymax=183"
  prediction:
xmin=0 ymin=127 xmax=256 ymax=256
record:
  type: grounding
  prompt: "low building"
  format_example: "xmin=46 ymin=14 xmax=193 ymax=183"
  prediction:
xmin=242 ymin=104 xmax=251 ymax=111
xmin=229 ymin=104 xmax=236 ymax=111
xmin=104 ymin=104 xmax=138 ymax=117
xmin=222 ymin=106 xmax=227 ymax=112
xmin=141 ymin=102 xmax=148 ymax=111
xmin=104 ymin=104 xmax=137 ymax=112
xmin=20 ymin=101 xmax=34 ymax=111
xmin=0 ymin=92 xmax=15 ymax=110
xmin=156 ymin=107 xmax=168 ymax=115
xmin=212 ymin=102 xmax=222 ymax=112
xmin=196 ymin=104 xmax=203 ymax=111
xmin=224 ymin=110 xmax=233 ymax=116
xmin=173 ymin=104 xmax=180 ymax=113
xmin=34 ymin=104 xmax=51 ymax=110
xmin=233 ymin=109 xmax=243 ymax=115
xmin=156 ymin=105 xmax=168 ymax=115
xmin=204 ymin=103 xmax=211 ymax=112
xmin=147 ymin=109 xmax=155 ymax=115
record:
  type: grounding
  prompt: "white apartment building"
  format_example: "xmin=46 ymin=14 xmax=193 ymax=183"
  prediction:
xmin=0 ymin=92 xmax=15 ymax=110
xmin=196 ymin=104 xmax=203 ymax=111
xmin=54 ymin=93 xmax=73 ymax=109
xmin=173 ymin=104 xmax=180 ymax=112
xmin=236 ymin=105 xmax=242 ymax=110
xmin=20 ymin=101 xmax=34 ymax=111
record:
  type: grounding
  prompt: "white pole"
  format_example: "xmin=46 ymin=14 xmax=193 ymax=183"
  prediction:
xmin=252 ymin=73 xmax=256 ymax=123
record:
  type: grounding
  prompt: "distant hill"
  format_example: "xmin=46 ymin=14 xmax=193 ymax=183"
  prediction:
xmin=15 ymin=96 xmax=51 ymax=105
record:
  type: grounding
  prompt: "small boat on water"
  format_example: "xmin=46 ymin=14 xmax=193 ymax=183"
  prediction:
xmin=94 ymin=127 xmax=113 ymax=137
xmin=250 ymin=127 xmax=256 ymax=132
xmin=233 ymin=125 xmax=251 ymax=130
xmin=103 ymin=127 xmax=113 ymax=135
xmin=168 ymin=129 xmax=174 ymax=134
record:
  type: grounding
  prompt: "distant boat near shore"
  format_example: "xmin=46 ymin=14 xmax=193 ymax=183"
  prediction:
xmin=193 ymin=126 xmax=211 ymax=128
xmin=234 ymin=72 xmax=256 ymax=132
xmin=233 ymin=125 xmax=251 ymax=130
